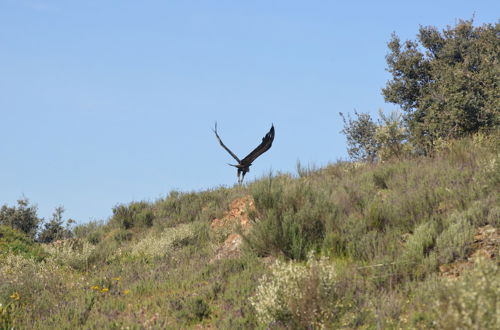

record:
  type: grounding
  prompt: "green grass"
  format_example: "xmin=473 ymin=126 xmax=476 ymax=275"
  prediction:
xmin=0 ymin=133 xmax=498 ymax=328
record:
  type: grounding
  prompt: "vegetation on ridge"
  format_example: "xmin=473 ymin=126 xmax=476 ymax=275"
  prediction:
xmin=1 ymin=19 xmax=499 ymax=328
xmin=1 ymin=132 xmax=498 ymax=328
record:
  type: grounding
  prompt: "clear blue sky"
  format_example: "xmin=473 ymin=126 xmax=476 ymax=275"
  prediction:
xmin=1 ymin=1 xmax=498 ymax=224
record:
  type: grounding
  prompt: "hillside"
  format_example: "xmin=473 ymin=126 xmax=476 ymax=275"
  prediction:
xmin=1 ymin=133 xmax=499 ymax=329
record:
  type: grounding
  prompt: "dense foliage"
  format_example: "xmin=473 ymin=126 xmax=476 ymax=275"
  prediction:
xmin=383 ymin=19 xmax=499 ymax=152
xmin=38 ymin=206 xmax=73 ymax=243
xmin=340 ymin=110 xmax=409 ymax=162
xmin=0 ymin=199 xmax=42 ymax=240
xmin=340 ymin=111 xmax=379 ymax=162
xmin=0 ymin=200 xmax=73 ymax=243
xmin=342 ymin=20 xmax=499 ymax=162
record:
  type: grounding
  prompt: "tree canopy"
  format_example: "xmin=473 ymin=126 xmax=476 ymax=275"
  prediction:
xmin=382 ymin=19 xmax=499 ymax=152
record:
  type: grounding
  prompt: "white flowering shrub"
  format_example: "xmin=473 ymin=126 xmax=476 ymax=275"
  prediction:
xmin=129 ymin=223 xmax=194 ymax=259
xmin=0 ymin=254 xmax=72 ymax=306
xmin=434 ymin=260 xmax=499 ymax=329
xmin=42 ymin=239 xmax=96 ymax=269
xmin=0 ymin=254 xmax=60 ymax=283
xmin=250 ymin=253 xmax=339 ymax=328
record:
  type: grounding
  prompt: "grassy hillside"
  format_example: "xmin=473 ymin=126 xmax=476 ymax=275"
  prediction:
xmin=1 ymin=133 xmax=499 ymax=329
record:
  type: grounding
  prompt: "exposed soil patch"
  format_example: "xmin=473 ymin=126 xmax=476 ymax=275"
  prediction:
xmin=439 ymin=225 xmax=498 ymax=279
xmin=210 ymin=196 xmax=256 ymax=262
xmin=210 ymin=195 xmax=254 ymax=231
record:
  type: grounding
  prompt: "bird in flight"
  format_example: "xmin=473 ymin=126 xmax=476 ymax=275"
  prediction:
xmin=213 ymin=122 xmax=275 ymax=184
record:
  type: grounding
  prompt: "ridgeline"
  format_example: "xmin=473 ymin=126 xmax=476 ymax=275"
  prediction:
xmin=1 ymin=132 xmax=498 ymax=328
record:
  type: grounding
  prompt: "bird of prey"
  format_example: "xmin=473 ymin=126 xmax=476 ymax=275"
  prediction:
xmin=213 ymin=122 xmax=275 ymax=184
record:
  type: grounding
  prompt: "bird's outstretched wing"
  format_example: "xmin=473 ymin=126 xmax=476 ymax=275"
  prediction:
xmin=213 ymin=122 xmax=241 ymax=163
xmin=240 ymin=124 xmax=275 ymax=166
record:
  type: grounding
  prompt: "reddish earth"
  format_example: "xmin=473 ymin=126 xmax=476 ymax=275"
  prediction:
xmin=210 ymin=196 xmax=256 ymax=262
xmin=210 ymin=195 xmax=254 ymax=231
xmin=439 ymin=224 xmax=498 ymax=278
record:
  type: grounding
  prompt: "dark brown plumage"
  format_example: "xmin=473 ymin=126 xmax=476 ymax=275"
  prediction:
xmin=213 ymin=123 xmax=275 ymax=184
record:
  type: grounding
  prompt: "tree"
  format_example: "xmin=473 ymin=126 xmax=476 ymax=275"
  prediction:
xmin=0 ymin=198 xmax=42 ymax=239
xmin=38 ymin=206 xmax=73 ymax=243
xmin=340 ymin=111 xmax=379 ymax=162
xmin=340 ymin=110 xmax=409 ymax=162
xmin=383 ymin=19 xmax=500 ymax=152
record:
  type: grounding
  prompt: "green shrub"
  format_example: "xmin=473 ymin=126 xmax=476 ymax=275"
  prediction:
xmin=245 ymin=177 xmax=326 ymax=260
xmin=188 ymin=297 xmax=210 ymax=321
xmin=42 ymin=239 xmax=96 ymax=270
xmin=0 ymin=225 xmax=47 ymax=261
xmin=435 ymin=212 xmax=474 ymax=264
xmin=340 ymin=111 xmax=379 ymax=162
xmin=113 ymin=229 xmax=132 ymax=242
xmin=86 ymin=238 xmax=121 ymax=266
xmin=250 ymin=254 xmax=359 ymax=328
xmin=0 ymin=254 xmax=70 ymax=315
xmin=374 ymin=110 xmax=410 ymax=161
xmin=154 ymin=188 xmax=236 ymax=226
xmin=0 ymin=199 xmax=42 ymax=239
xmin=73 ymin=220 xmax=105 ymax=245
xmin=403 ymin=221 xmax=438 ymax=262
xmin=38 ymin=206 xmax=73 ymax=243
xmin=487 ymin=206 xmax=500 ymax=227
xmin=136 ymin=209 xmax=154 ymax=227
xmin=111 ymin=201 xmax=153 ymax=230
xmin=365 ymin=197 xmax=391 ymax=231
xmin=433 ymin=260 xmax=499 ymax=329
xmin=128 ymin=223 xmax=194 ymax=260
xmin=463 ymin=198 xmax=499 ymax=227
xmin=399 ymin=220 xmax=439 ymax=279
xmin=340 ymin=110 xmax=411 ymax=163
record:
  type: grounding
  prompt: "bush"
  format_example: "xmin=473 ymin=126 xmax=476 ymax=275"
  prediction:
xmin=250 ymin=254 xmax=359 ymax=328
xmin=113 ymin=229 xmax=132 ymax=242
xmin=129 ymin=223 xmax=195 ymax=260
xmin=435 ymin=212 xmax=474 ymax=264
xmin=433 ymin=260 xmax=499 ymax=329
xmin=73 ymin=220 xmax=105 ymax=245
xmin=111 ymin=202 xmax=153 ymax=230
xmin=399 ymin=220 xmax=439 ymax=279
xmin=0 ymin=254 xmax=68 ymax=311
xmin=340 ymin=111 xmax=379 ymax=162
xmin=0 ymin=199 xmax=42 ymax=239
xmin=244 ymin=176 xmax=326 ymax=260
xmin=188 ymin=297 xmax=210 ymax=321
xmin=154 ymin=188 xmax=236 ymax=226
xmin=42 ymin=239 xmax=95 ymax=270
xmin=38 ymin=206 xmax=73 ymax=243
xmin=341 ymin=110 xmax=411 ymax=163
xmin=0 ymin=225 xmax=47 ymax=261
xmin=374 ymin=110 xmax=410 ymax=161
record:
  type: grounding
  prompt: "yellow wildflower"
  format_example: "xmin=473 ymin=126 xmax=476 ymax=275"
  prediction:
xmin=101 ymin=287 xmax=109 ymax=293
xmin=123 ymin=290 xmax=130 ymax=295
xmin=112 ymin=277 xmax=121 ymax=281
xmin=90 ymin=285 xmax=100 ymax=290
xmin=10 ymin=292 xmax=20 ymax=300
